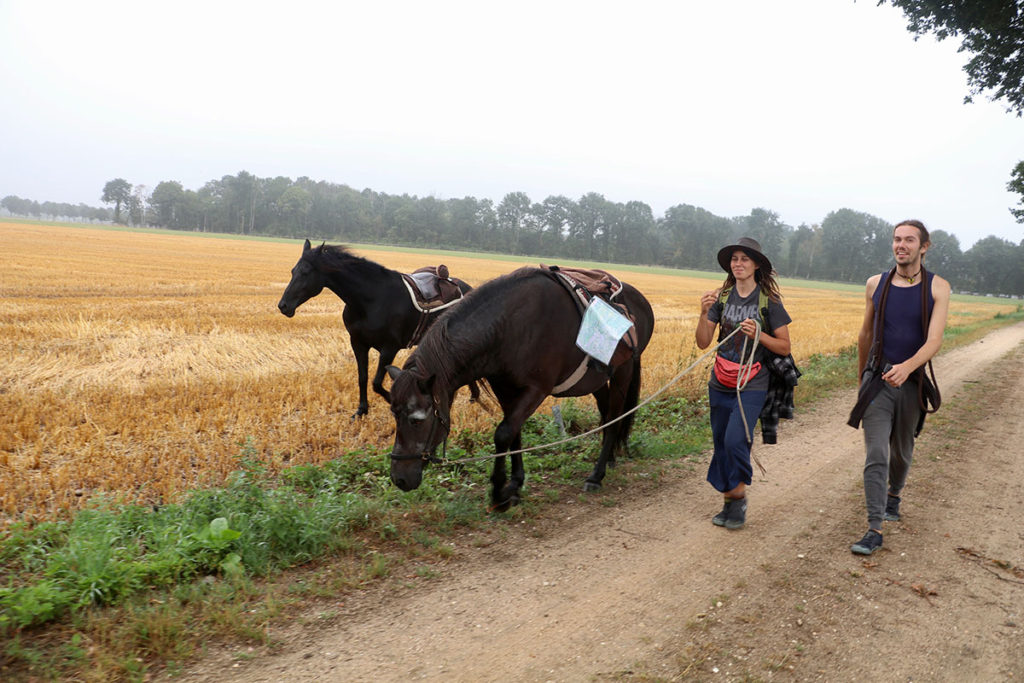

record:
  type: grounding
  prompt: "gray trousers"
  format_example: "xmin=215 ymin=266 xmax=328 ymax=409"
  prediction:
xmin=860 ymin=377 xmax=922 ymax=530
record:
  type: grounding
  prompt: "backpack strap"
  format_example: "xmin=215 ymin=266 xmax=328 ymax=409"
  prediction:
xmin=871 ymin=268 xmax=897 ymax=371
xmin=719 ymin=286 xmax=772 ymax=333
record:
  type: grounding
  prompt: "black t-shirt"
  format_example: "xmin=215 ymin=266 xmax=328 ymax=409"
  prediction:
xmin=706 ymin=285 xmax=792 ymax=392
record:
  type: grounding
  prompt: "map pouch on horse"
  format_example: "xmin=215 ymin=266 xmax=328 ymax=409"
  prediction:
xmin=544 ymin=265 xmax=639 ymax=368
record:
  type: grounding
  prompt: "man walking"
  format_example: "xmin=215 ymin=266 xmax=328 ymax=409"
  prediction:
xmin=848 ymin=219 xmax=950 ymax=555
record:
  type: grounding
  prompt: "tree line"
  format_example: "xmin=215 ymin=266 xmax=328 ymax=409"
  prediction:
xmin=3 ymin=173 xmax=1022 ymax=296
xmin=0 ymin=195 xmax=113 ymax=223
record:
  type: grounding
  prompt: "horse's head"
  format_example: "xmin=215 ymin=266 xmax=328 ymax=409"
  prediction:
xmin=277 ymin=239 xmax=325 ymax=317
xmin=386 ymin=364 xmax=451 ymax=491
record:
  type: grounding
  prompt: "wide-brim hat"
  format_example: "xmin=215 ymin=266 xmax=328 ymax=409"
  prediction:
xmin=717 ymin=237 xmax=773 ymax=274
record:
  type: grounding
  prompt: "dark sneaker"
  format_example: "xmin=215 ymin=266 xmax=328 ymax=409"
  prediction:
xmin=884 ymin=494 xmax=901 ymax=522
xmin=712 ymin=501 xmax=730 ymax=527
xmin=851 ymin=529 xmax=883 ymax=555
xmin=725 ymin=498 xmax=747 ymax=530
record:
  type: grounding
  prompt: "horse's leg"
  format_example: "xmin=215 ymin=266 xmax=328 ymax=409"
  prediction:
xmin=490 ymin=421 xmax=524 ymax=512
xmin=488 ymin=385 xmax=545 ymax=511
xmin=371 ymin=346 xmax=398 ymax=405
xmin=351 ymin=338 xmax=371 ymax=419
xmin=617 ymin=358 xmax=644 ymax=457
xmin=593 ymin=385 xmax=613 ymax=468
xmin=489 ymin=454 xmax=508 ymax=510
xmin=584 ymin=365 xmax=635 ymax=492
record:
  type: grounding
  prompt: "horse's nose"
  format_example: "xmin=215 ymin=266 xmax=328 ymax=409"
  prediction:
xmin=278 ymin=301 xmax=294 ymax=317
xmin=391 ymin=469 xmax=422 ymax=491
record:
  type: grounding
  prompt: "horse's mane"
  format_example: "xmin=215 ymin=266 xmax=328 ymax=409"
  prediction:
xmin=310 ymin=244 xmax=393 ymax=278
xmin=407 ymin=267 xmax=543 ymax=388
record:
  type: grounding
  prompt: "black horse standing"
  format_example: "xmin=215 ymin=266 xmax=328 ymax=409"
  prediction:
xmin=277 ymin=240 xmax=473 ymax=418
xmin=387 ymin=266 xmax=655 ymax=510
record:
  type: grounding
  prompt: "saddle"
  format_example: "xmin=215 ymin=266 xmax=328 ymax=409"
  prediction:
xmin=400 ymin=265 xmax=465 ymax=347
xmin=546 ymin=265 xmax=624 ymax=301
xmin=544 ymin=265 xmax=639 ymax=394
xmin=401 ymin=265 xmax=463 ymax=310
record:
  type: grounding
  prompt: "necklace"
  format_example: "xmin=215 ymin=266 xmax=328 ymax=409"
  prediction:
xmin=899 ymin=268 xmax=922 ymax=284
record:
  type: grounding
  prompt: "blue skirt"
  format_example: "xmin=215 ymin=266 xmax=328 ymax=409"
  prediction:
xmin=706 ymin=387 xmax=767 ymax=493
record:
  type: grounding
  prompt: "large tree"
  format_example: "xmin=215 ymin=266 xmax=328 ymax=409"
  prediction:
xmin=149 ymin=181 xmax=185 ymax=228
xmin=820 ymin=208 xmax=893 ymax=282
xmin=101 ymin=178 xmax=132 ymax=224
xmin=880 ymin=1 xmax=1024 ymax=223
xmin=881 ymin=1 xmax=1024 ymax=112
xmin=496 ymin=191 xmax=533 ymax=254
xmin=1009 ymin=160 xmax=1024 ymax=222
xmin=739 ymin=208 xmax=790 ymax=272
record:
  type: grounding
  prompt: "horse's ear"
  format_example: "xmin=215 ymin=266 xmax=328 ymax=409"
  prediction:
xmin=386 ymin=365 xmax=402 ymax=381
xmin=303 ymin=238 xmax=311 ymax=252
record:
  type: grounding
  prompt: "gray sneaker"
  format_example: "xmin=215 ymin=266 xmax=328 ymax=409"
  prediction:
xmin=724 ymin=498 xmax=747 ymax=530
xmin=884 ymin=494 xmax=901 ymax=522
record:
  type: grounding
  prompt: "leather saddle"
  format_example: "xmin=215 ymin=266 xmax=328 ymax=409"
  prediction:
xmin=401 ymin=265 xmax=464 ymax=312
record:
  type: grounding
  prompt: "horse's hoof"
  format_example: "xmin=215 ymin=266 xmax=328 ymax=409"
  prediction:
xmin=491 ymin=490 xmax=521 ymax=512
xmin=351 ymin=410 xmax=367 ymax=420
xmin=583 ymin=481 xmax=602 ymax=493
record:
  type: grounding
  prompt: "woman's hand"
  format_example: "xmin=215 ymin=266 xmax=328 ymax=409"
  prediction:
xmin=738 ymin=318 xmax=759 ymax=339
xmin=695 ymin=290 xmax=720 ymax=350
xmin=699 ymin=290 xmax=718 ymax=316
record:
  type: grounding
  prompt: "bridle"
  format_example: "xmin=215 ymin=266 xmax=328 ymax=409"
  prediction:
xmin=388 ymin=399 xmax=449 ymax=464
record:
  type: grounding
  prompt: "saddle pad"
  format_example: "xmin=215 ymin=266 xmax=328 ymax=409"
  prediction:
xmin=543 ymin=265 xmax=622 ymax=299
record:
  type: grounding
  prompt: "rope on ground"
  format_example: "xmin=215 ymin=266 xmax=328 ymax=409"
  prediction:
xmin=443 ymin=322 xmax=762 ymax=465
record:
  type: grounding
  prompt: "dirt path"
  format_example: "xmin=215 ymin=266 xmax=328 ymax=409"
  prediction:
xmin=174 ymin=323 xmax=1024 ymax=682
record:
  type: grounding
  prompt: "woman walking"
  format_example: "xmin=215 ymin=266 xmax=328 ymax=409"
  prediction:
xmin=695 ymin=237 xmax=792 ymax=529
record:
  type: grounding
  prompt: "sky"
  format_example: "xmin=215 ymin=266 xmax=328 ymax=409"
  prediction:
xmin=1 ymin=0 xmax=1022 ymax=250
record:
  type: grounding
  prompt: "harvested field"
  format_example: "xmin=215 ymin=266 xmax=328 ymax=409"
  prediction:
xmin=1 ymin=221 xmax=1013 ymax=521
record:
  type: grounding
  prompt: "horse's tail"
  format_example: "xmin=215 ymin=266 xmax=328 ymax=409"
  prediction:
xmin=465 ymin=379 xmax=496 ymax=413
xmin=616 ymin=358 xmax=643 ymax=450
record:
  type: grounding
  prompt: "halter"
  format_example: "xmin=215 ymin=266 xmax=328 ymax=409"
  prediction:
xmin=388 ymin=400 xmax=449 ymax=464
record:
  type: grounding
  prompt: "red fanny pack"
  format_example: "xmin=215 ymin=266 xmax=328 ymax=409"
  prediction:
xmin=714 ymin=355 xmax=761 ymax=389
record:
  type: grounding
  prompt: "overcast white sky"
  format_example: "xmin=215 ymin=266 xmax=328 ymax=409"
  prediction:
xmin=2 ymin=0 xmax=1021 ymax=249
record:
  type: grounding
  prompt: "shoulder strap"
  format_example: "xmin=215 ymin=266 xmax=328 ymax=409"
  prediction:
xmin=759 ymin=288 xmax=771 ymax=334
xmin=720 ymin=286 xmax=773 ymax=333
xmin=872 ymin=268 xmax=897 ymax=370
xmin=918 ymin=267 xmax=940 ymax=413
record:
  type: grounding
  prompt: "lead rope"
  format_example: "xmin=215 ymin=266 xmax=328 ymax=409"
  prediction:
xmin=734 ymin=323 xmax=765 ymax=475
xmin=443 ymin=321 xmax=762 ymax=466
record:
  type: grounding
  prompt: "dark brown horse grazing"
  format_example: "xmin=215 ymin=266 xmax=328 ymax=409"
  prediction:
xmin=387 ymin=266 xmax=655 ymax=511
xmin=277 ymin=240 xmax=473 ymax=418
